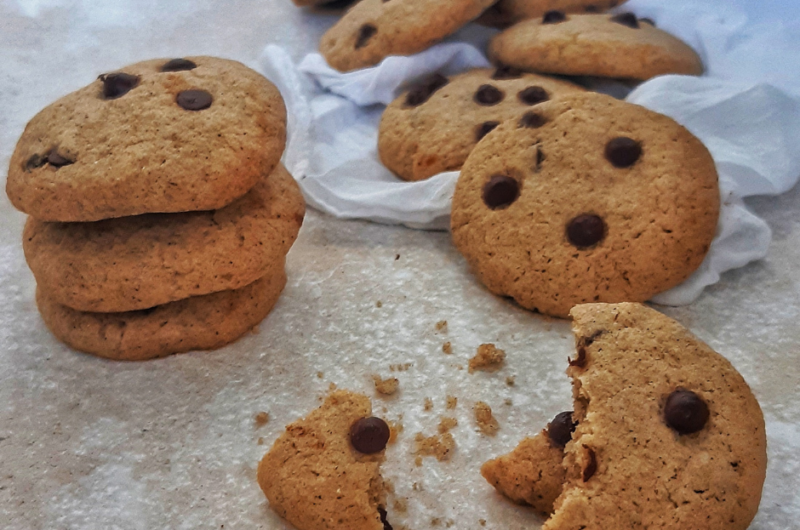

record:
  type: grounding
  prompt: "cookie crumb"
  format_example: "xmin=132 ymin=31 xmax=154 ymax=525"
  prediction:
xmin=431 ymin=518 xmax=441 ymax=526
xmin=393 ymin=499 xmax=408 ymax=513
xmin=413 ymin=482 xmax=423 ymax=492
xmin=446 ymin=396 xmax=458 ymax=410
xmin=254 ymin=411 xmax=269 ymax=426
xmin=438 ymin=417 xmax=458 ymax=434
xmin=469 ymin=344 xmax=506 ymax=373
xmin=395 ymin=254 xmax=400 ymax=260
xmin=316 ymin=371 xmax=324 ymax=379
xmin=376 ymin=300 xmax=383 ymax=308
xmin=506 ymin=376 xmax=516 ymax=386
xmin=373 ymin=375 xmax=399 ymax=396
xmin=250 ymin=325 xmax=260 ymax=335
xmin=424 ymin=397 xmax=433 ymax=411
xmin=479 ymin=519 xmax=487 ymax=526
xmin=415 ymin=456 xmax=423 ymax=467
xmin=442 ymin=341 xmax=452 ymax=354
xmin=390 ymin=363 xmax=412 ymax=372
xmin=475 ymin=401 xmax=500 ymax=436
xmin=388 ymin=419 xmax=404 ymax=444
xmin=435 ymin=320 xmax=448 ymax=332
xmin=414 ymin=432 xmax=456 ymax=461
xmin=257 ymin=437 xmax=264 ymax=445
xmin=504 ymin=398 xmax=513 ymax=406
xmin=328 ymin=382 xmax=337 ymax=391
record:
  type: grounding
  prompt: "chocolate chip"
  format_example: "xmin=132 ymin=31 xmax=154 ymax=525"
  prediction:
xmin=548 ymin=411 xmax=577 ymax=447
xmin=482 ymin=175 xmax=520 ymax=210
xmin=176 ymin=89 xmax=213 ymax=111
xmin=664 ymin=389 xmax=709 ymax=435
xmin=378 ymin=507 xmax=393 ymax=530
xmin=99 ymin=72 xmax=140 ymax=99
xmin=24 ymin=153 xmax=47 ymax=172
xmin=518 ymin=86 xmax=549 ymax=105
xmin=582 ymin=448 xmax=597 ymax=481
xmin=567 ymin=214 xmax=606 ymax=248
xmin=640 ymin=17 xmax=656 ymax=26
xmin=542 ymin=10 xmax=567 ymax=24
xmin=492 ymin=65 xmax=523 ymax=80
xmin=610 ymin=12 xmax=639 ymax=28
xmin=476 ymin=121 xmax=500 ymax=142
xmin=350 ymin=417 xmax=390 ymax=454
xmin=404 ymin=74 xmax=449 ymax=107
xmin=47 ymin=149 xmax=73 ymax=167
xmin=519 ymin=111 xmax=547 ymax=128
xmin=355 ymin=23 xmax=377 ymax=49
xmin=474 ymin=85 xmax=504 ymax=106
xmin=569 ymin=346 xmax=587 ymax=368
xmin=605 ymin=136 xmax=642 ymax=168
xmin=161 ymin=58 xmax=197 ymax=72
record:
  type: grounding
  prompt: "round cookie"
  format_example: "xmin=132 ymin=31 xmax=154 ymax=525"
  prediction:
xmin=544 ymin=302 xmax=767 ymax=529
xmin=478 ymin=0 xmax=626 ymax=29
xmin=23 ymin=164 xmax=304 ymax=313
xmin=7 ymin=56 xmax=287 ymax=222
xmin=36 ymin=267 xmax=287 ymax=361
xmin=258 ymin=390 xmax=392 ymax=530
xmin=378 ymin=67 xmax=584 ymax=182
xmin=488 ymin=12 xmax=703 ymax=80
xmin=319 ymin=0 xmax=497 ymax=72
xmin=451 ymin=93 xmax=719 ymax=318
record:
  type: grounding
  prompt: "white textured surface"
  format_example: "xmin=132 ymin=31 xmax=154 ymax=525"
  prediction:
xmin=1 ymin=1 xmax=799 ymax=530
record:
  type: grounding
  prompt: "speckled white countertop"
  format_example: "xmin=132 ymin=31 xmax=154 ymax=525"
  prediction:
xmin=1 ymin=1 xmax=798 ymax=529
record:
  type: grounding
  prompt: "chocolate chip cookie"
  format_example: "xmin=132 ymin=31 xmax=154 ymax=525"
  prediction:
xmin=37 ymin=266 xmax=287 ymax=361
xmin=24 ymin=164 xmax=304 ymax=313
xmin=258 ymin=390 xmax=393 ymax=530
xmin=7 ymin=56 xmax=286 ymax=221
xmin=451 ymin=93 xmax=719 ymax=318
xmin=378 ymin=67 xmax=584 ymax=181
xmin=319 ymin=0 xmax=497 ymax=72
xmin=478 ymin=0 xmax=627 ymax=29
xmin=488 ymin=12 xmax=703 ymax=80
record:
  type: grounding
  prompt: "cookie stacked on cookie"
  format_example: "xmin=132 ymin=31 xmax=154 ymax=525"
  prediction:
xmin=7 ymin=56 xmax=304 ymax=360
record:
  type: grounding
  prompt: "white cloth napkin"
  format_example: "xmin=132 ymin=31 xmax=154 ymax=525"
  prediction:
xmin=260 ymin=0 xmax=800 ymax=305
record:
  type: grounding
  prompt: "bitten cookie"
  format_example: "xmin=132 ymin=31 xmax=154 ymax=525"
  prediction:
xmin=36 ymin=267 xmax=287 ymax=361
xmin=378 ymin=67 xmax=584 ymax=182
xmin=488 ymin=12 xmax=703 ymax=80
xmin=451 ymin=93 xmax=719 ymax=318
xmin=7 ymin=56 xmax=286 ymax=222
xmin=24 ymin=164 xmax=304 ymax=313
xmin=258 ymin=390 xmax=393 ymax=530
xmin=319 ymin=0 xmax=496 ymax=72
xmin=478 ymin=0 xmax=626 ymax=28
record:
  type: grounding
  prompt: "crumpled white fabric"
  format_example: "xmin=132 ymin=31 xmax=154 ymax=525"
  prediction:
xmin=260 ymin=0 xmax=800 ymax=304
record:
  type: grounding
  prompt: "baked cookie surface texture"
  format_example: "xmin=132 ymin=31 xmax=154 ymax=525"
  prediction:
xmin=7 ymin=56 xmax=287 ymax=221
xmin=488 ymin=12 xmax=703 ymax=80
xmin=479 ymin=0 xmax=626 ymax=28
xmin=483 ymin=303 xmax=767 ymax=530
xmin=451 ymin=92 xmax=719 ymax=318
xmin=258 ymin=390 xmax=392 ymax=530
xmin=379 ymin=67 xmax=584 ymax=182
xmin=320 ymin=0 xmax=497 ymax=72
xmin=24 ymin=164 xmax=304 ymax=313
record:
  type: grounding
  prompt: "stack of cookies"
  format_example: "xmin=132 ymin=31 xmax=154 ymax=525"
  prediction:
xmin=6 ymin=56 xmax=304 ymax=361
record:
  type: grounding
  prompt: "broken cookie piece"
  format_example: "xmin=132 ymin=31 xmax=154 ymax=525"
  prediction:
xmin=469 ymin=343 xmax=506 ymax=373
xmin=257 ymin=390 xmax=393 ymax=530
xmin=482 ymin=303 xmax=767 ymax=530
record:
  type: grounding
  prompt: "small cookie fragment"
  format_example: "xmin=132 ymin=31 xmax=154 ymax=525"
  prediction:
xmin=414 ymin=432 xmax=456 ymax=462
xmin=254 ymin=412 xmax=270 ymax=426
xmin=258 ymin=390 xmax=392 ymax=530
xmin=373 ymin=375 xmax=400 ymax=396
xmin=438 ymin=417 xmax=459 ymax=434
xmin=469 ymin=344 xmax=506 ymax=373
xmin=474 ymin=402 xmax=500 ymax=436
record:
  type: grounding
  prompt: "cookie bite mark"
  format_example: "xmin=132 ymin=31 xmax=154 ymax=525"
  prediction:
xmin=610 ymin=12 xmax=640 ymax=29
xmin=176 ymin=89 xmax=213 ymax=111
xmin=483 ymin=175 xmax=520 ymax=210
xmin=160 ymin=58 xmax=197 ymax=72
xmin=542 ymin=10 xmax=567 ymax=24
xmin=355 ymin=23 xmax=378 ymax=49
xmin=566 ymin=214 xmax=606 ymax=249
xmin=404 ymin=73 xmax=449 ymax=107
xmin=98 ymin=72 xmax=140 ymax=99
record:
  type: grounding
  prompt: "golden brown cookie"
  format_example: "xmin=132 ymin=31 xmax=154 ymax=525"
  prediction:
xmin=7 ymin=56 xmax=286 ymax=222
xmin=319 ymin=0 xmax=497 ymax=72
xmin=36 ymin=267 xmax=287 ymax=361
xmin=488 ymin=12 xmax=703 ymax=80
xmin=451 ymin=93 xmax=719 ymax=318
xmin=258 ymin=390 xmax=393 ymax=530
xmin=477 ymin=0 xmax=627 ymax=28
xmin=23 ymin=164 xmax=304 ymax=313
xmin=378 ymin=67 xmax=583 ymax=181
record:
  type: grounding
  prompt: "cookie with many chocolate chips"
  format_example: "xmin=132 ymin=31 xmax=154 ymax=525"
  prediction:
xmin=488 ymin=12 xmax=703 ymax=80
xmin=37 ymin=266 xmax=287 ymax=361
xmin=482 ymin=303 xmax=767 ymax=529
xmin=451 ymin=93 xmax=719 ymax=318
xmin=7 ymin=56 xmax=286 ymax=221
xmin=319 ymin=0 xmax=497 ymax=72
xmin=477 ymin=0 xmax=626 ymax=29
xmin=24 ymin=164 xmax=304 ymax=313
xmin=258 ymin=390 xmax=393 ymax=530
xmin=378 ymin=67 xmax=584 ymax=181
